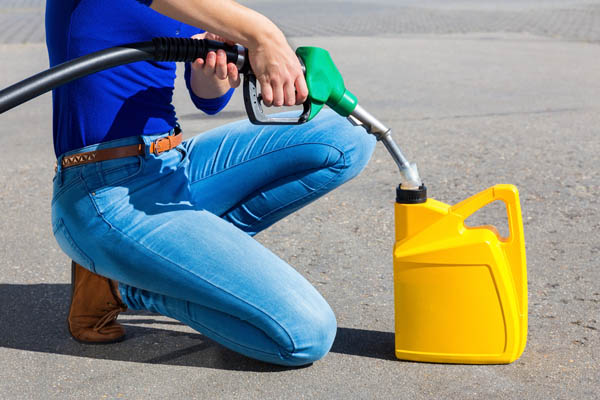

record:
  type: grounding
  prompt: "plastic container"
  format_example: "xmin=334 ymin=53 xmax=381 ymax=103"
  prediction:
xmin=393 ymin=184 xmax=527 ymax=364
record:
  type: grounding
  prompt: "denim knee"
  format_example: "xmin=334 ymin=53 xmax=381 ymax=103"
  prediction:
xmin=316 ymin=110 xmax=376 ymax=180
xmin=279 ymin=300 xmax=338 ymax=366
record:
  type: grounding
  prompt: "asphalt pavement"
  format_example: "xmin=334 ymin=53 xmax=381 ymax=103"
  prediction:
xmin=0 ymin=1 xmax=598 ymax=399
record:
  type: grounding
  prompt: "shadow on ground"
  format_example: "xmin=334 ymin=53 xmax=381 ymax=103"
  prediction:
xmin=0 ymin=284 xmax=396 ymax=371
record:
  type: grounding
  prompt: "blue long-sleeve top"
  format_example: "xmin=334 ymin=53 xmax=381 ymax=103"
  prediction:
xmin=46 ymin=0 xmax=234 ymax=158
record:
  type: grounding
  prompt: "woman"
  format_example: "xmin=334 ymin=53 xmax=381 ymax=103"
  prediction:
xmin=49 ymin=0 xmax=375 ymax=366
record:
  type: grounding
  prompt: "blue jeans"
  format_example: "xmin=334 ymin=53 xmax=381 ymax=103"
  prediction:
xmin=51 ymin=110 xmax=376 ymax=366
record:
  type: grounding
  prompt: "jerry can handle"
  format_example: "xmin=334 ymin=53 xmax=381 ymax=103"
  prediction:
xmin=451 ymin=184 xmax=525 ymax=248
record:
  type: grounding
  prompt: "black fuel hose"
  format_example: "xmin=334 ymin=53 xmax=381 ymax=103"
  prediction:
xmin=0 ymin=37 xmax=250 ymax=115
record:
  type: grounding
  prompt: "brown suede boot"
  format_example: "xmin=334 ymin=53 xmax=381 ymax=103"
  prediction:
xmin=68 ymin=261 xmax=127 ymax=344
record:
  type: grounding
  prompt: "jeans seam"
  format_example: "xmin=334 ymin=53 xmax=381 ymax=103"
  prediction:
xmin=189 ymin=142 xmax=345 ymax=186
xmin=80 ymin=175 xmax=116 ymax=231
xmin=93 ymin=209 xmax=298 ymax=355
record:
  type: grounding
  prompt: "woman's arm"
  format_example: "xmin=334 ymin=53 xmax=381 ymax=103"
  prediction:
xmin=149 ymin=0 xmax=308 ymax=107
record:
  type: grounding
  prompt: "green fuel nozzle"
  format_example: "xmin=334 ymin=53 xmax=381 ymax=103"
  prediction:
xmin=295 ymin=47 xmax=358 ymax=119
xmin=296 ymin=46 xmax=422 ymax=190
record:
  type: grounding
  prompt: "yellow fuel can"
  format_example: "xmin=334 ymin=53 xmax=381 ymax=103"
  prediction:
xmin=393 ymin=184 xmax=527 ymax=364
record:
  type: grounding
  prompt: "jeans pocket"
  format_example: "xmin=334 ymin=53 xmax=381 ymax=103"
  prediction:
xmin=86 ymin=155 xmax=144 ymax=195
xmin=53 ymin=218 xmax=96 ymax=273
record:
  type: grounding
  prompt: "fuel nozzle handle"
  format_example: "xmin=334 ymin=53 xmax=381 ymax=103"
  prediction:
xmin=231 ymin=45 xmax=361 ymax=125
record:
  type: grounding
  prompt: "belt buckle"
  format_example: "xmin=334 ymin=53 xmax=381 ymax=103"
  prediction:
xmin=152 ymin=135 xmax=173 ymax=156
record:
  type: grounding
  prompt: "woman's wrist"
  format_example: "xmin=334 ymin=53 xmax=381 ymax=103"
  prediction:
xmin=244 ymin=16 xmax=285 ymax=51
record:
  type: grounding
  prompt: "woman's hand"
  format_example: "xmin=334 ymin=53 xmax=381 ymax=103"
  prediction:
xmin=149 ymin=0 xmax=308 ymax=106
xmin=247 ymin=30 xmax=308 ymax=107
xmin=189 ymin=32 xmax=241 ymax=99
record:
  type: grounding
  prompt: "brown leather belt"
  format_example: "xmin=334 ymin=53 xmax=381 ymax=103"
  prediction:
xmin=56 ymin=130 xmax=183 ymax=172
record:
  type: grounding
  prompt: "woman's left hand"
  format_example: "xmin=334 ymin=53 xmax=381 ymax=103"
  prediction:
xmin=189 ymin=32 xmax=241 ymax=99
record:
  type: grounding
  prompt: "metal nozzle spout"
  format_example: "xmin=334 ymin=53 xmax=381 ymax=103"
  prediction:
xmin=378 ymin=130 xmax=422 ymax=190
xmin=348 ymin=104 xmax=422 ymax=190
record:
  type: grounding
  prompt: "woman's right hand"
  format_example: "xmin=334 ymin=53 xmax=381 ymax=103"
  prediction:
xmin=247 ymin=31 xmax=308 ymax=108
xmin=149 ymin=0 xmax=308 ymax=107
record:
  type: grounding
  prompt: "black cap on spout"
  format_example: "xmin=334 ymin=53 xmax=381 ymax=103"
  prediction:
xmin=396 ymin=184 xmax=427 ymax=204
